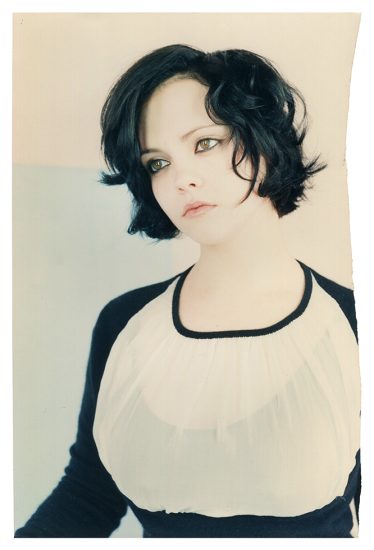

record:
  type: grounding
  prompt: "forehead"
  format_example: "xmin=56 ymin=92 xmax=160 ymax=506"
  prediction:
xmin=138 ymin=78 xmax=213 ymax=145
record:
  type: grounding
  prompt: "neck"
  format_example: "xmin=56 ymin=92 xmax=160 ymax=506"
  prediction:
xmin=189 ymin=199 xmax=301 ymax=297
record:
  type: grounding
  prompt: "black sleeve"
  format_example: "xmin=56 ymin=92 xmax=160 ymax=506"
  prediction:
xmin=14 ymin=306 xmax=129 ymax=538
xmin=309 ymin=267 xmax=359 ymax=343
xmin=309 ymin=266 xmax=361 ymax=523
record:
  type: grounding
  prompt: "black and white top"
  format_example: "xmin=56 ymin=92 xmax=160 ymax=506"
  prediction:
xmin=15 ymin=259 xmax=361 ymax=538
xmin=93 ymin=259 xmax=361 ymax=534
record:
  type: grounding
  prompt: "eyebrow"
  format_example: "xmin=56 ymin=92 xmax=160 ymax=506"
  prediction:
xmin=140 ymin=124 xmax=220 ymax=157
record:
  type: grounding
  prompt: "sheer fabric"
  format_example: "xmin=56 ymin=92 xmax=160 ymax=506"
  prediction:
xmin=93 ymin=266 xmax=360 ymax=518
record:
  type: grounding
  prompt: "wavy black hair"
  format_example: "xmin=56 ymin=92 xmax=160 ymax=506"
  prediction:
xmin=100 ymin=44 xmax=327 ymax=241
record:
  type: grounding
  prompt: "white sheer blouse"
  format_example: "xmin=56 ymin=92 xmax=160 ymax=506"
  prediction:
xmin=93 ymin=265 xmax=360 ymax=520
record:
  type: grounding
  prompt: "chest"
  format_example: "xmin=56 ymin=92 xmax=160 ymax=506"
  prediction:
xmin=178 ymin=286 xmax=303 ymax=332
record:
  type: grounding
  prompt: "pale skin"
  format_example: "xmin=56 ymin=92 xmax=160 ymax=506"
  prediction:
xmin=138 ymin=76 xmax=306 ymax=331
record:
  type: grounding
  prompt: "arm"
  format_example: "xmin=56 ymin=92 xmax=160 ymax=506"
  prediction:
xmin=309 ymin=265 xmax=361 ymax=523
xmin=14 ymin=307 xmax=128 ymax=538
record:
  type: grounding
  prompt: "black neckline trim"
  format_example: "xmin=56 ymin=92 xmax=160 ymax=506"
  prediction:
xmin=172 ymin=259 xmax=313 ymax=339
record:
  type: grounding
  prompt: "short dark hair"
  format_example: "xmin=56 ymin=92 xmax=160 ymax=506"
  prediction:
xmin=100 ymin=44 xmax=327 ymax=241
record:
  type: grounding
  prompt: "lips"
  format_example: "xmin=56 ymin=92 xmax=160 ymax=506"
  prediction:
xmin=183 ymin=201 xmax=216 ymax=217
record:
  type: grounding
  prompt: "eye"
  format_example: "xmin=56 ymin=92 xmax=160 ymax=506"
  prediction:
xmin=145 ymin=138 xmax=220 ymax=175
xmin=146 ymin=158 xmax=170 ymax=175
xmin=195 ymin=138 xmax=220 ymax=153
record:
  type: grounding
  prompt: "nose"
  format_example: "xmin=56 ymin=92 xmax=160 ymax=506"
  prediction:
xmin=174 ymin=170 xmax=203 ymax=192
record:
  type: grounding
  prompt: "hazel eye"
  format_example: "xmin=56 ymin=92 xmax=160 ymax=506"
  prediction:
xmin=147 ymin=158 xmax=169 ymax=174
xmin=196 ymin=138 xmax=219 ymax=152
xmin=145 ymin=138 xmax=220 ymax=175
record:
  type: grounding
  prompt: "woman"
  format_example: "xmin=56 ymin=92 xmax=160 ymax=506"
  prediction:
xmin=15 ymin=44 xmax=361 ymax=538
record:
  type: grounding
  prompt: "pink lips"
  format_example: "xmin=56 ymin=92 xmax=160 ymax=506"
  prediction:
xmin=183 ymin=202 xmax=216 ymax=218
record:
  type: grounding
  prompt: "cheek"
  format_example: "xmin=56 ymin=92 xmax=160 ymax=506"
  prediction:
xmin=151 ymin=181 xmax=174 ymax=216
xmin=219 ymin=168 xmax=253 ymax=205
xmin=151 ymin=179 xmax=163 ymax=202
xmin=216 ymin=146 xmax=253 ymax=193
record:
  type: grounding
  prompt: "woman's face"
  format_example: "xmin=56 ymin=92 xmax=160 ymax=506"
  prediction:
xmin=138 ymin=77 xmax=265 ymax=245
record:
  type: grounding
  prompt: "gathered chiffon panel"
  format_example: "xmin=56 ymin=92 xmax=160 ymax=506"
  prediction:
xmin=93 ymin=270 xmax=360 ymax=519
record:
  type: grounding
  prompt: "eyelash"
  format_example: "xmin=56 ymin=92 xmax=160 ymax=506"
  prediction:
xmin=145 ymin=138 xmax=220 ymax=175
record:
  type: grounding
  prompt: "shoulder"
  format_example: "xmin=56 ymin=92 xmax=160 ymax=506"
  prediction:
xmin=307 ymin=263 xmax=358 ymax=342
xmin=93 ymin=270 xmax=183 ymax=347
xmin=85 ymin=270 xmax=186 ymax=393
